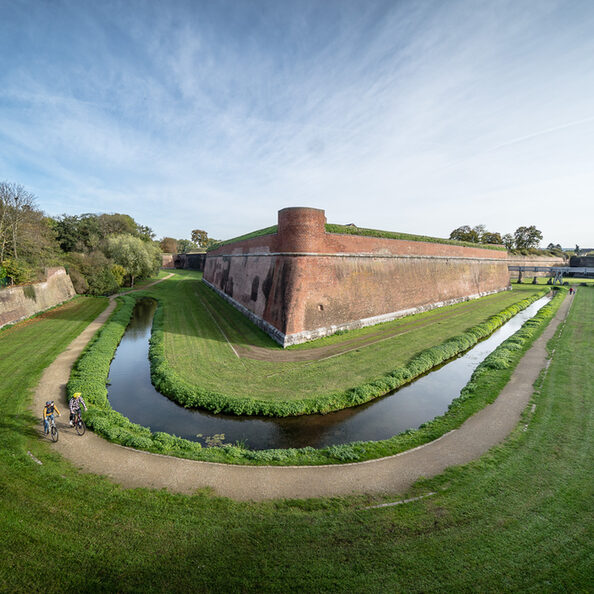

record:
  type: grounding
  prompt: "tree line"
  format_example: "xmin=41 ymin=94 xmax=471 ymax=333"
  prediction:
xmin=449 ymin=223 xmax=565 ymax=256
xmin=158 ymin=229 xmax=219 ymax=255
xmin=0 ymin=181 xmax=160 ymax=293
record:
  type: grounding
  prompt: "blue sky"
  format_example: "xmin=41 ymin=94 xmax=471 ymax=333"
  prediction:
xmin=1 ymin=0 xmax=593 ymax=246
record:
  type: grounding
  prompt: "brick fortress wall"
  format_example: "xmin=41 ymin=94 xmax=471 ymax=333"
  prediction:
xmin=203 ymin=207 xmax=511 ymax=346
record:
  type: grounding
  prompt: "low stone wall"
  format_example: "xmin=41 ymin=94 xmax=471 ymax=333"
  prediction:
xmin=0 ymin=267 xmax=76 ymax=329
xmin=204 ymin=208 xmax=511 ymax=346
xmin=161 ymin=254 xmax=175 ymax=269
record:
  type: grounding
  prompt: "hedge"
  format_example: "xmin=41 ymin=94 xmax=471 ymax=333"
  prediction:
xmin=149 ymin=290 xmax=550 ymax=417
xmin=66 ymin=288 xmax=566 ymax=465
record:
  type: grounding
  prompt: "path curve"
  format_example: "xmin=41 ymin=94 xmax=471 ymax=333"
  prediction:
xmin=32 ymin=288 xmax=569 ymax=502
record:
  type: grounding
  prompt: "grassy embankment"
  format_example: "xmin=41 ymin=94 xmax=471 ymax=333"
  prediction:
xmin=69 ymin=285 xmax=565 ymax=464
xmin=145 ymin=271 xmax=547 ymax=406
xmin=0 ymin=287 xmax=591 ymax=591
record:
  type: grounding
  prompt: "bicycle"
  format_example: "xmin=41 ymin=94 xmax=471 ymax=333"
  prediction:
xmin=45 ymin=415 xmax=59 ymax=442
xmin=72 ymin=410 xmax=86 ymax=436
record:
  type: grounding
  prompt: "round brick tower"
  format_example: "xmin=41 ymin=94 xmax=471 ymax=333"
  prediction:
xmin=277 ymin=207 xmax=326 ymax=252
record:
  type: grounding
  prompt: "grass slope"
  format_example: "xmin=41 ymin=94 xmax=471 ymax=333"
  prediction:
xmin=0 ymin=288 xmax=591 ymax=591
xmin=67 ymin=287 xmax=565 ymax=464
xmin=145 ymin=271 xmax=546 ymax=404
xmin=207 ymin=223 xmax=506 ymax=251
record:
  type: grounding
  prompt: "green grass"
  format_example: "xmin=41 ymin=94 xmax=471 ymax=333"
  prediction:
xmin=65 ymin=287 xmax=566 ymax=465
xmin=325 ymin=223 xmax=507 ymax=250
xmin=513 ymin=277 xmax=594 ymax=286
xmin=0 ymin=287 xmax=591 ymax=591
xmin=141 ymin=272 xmax=546 ymax=404
xmin=117 ymin=270 xmax=170 ymax=292
xmin=207 ymin=223 xmax=507 ymax=251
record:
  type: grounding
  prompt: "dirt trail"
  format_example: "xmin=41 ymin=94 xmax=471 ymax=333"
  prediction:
xmin=31 ymin=283 xmax=569 ymax=502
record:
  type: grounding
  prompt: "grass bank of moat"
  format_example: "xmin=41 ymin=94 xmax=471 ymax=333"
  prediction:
xmin=0 ymin=286 xmax=591 ymax=591
xmin=122 ymin=270 xmax=549 ymax=416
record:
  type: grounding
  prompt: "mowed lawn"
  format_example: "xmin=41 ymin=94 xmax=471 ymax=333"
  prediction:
xmin=147 ymin=271 xmax=547 ymax=400
xmin=0 ymin=285 xmax=591 ymax=592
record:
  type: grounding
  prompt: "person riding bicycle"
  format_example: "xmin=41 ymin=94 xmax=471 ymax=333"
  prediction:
xmin=43 ymin=400 xmax=61 ymax=434
xmin=69 ymin=392 xmax=87 ymax=426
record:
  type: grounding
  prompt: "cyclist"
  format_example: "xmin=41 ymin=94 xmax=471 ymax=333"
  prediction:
xmin=69 ymin=392 xmax=87 ymax=426
xmin=43 ymin=400 xmax=61 ymax=434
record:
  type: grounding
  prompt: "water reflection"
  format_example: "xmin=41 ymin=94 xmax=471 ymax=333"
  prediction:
xmin=107 ymin=296 xmax=550 ymax=450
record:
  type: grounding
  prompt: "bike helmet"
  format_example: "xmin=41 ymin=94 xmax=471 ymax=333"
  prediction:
xmin=45 ymin=401 xmax=51 ymax=406
xmin=73 ymin=392 xmax=81 ymax=398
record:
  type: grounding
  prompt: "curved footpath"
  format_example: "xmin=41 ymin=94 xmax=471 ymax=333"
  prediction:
xmin=32 ymin=288 xmax=570 ymax=502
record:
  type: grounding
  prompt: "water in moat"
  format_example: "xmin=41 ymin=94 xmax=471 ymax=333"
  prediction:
xmin=107 ymin=295 xmax=551 ymax=450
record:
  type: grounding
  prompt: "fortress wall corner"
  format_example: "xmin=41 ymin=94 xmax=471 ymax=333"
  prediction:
xmin=203 ymin=208 xmax=512 ymax=346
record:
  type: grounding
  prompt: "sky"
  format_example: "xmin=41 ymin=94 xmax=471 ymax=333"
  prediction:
xmin=1 ymin=0 xmax=593 ymax=247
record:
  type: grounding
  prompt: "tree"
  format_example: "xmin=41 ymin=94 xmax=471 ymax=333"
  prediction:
xmin=107 ymin=234 xmax=159 ymax=287
xmin=159 ymin=237 xmax=178 ymax=253
xmin=575 ymin=245 xmax=580 ymax=256
xmin=449 ymin=225 xmax=480 ymax=243
xmin=176 ymin=239 xmax=199 ymax=253
xmin=481 ymin=232 xmax=503 ymax=245
xmin=513 ymin=226 xmax=543 ymax=249
xmin=0 ymin=181 xmax=37 ymax=260
xmin=502 ymin=233 xmax=515 ymax=250
xmin=191 ymin=229 xmax=209 ymax=248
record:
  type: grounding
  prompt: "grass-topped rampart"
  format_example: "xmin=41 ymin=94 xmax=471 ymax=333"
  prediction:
xmin=325 ymin=224 xmax=507 ymax=251
xmin=207 ymin=222 xmax=507 ymax=251
xmin=66 ymin=285 xmax=565 ymax=465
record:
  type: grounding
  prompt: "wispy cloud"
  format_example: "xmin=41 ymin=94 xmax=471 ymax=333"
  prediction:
xmin=1 ymin=0 xmax=593 ymax=245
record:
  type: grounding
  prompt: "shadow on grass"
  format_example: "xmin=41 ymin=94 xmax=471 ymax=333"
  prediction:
xmin=0 ymin=412 xmax=41 ymax=440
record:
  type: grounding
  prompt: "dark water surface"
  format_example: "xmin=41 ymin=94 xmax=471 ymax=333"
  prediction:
xmin=107 ymin=296 xmax=550 ymax=450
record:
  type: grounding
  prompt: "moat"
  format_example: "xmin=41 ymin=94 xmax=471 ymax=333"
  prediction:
xmin=107 ymin=295 xmax=551 ymax=450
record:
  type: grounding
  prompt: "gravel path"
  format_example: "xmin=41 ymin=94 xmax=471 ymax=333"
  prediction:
xmin=32 ymin=288 xmax=569 ymax=501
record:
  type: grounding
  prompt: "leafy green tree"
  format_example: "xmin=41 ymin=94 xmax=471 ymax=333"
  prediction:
xmin=159 ymin=237 xmax=178 ymax=253
xmin=449 ymin=225 xmax=480 ymax=243
xmin=513 ymin=226 xmax=543 ymax=249
xmin=0 ymin=258 xmax=32 ymax=285
xmin=111 ymin=264 xmax=126 ymax=287
xmin=481 ymin=231 xmax=503 ymax=245
xmin=191 ymin=229 xmax=209 ymax=248
xmin=502 ymin=233 xmax=515 ymax=250
xmin=107 ymin=234 xmax=159 ymax=287
xmin=176 ymin=239 xmax=199 ymax=253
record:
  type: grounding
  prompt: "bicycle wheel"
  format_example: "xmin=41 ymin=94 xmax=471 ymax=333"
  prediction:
xmin=75 ymin=419 xmax=86 ymax=436
xmin=50 ymin=424 xmax=59 ymax=442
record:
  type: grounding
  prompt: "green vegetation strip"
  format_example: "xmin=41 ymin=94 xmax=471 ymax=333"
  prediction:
xmin=0 ymin=288 xmax=590 ymax=591
xmin=142 ymin=273 xmax=546 ymax=407
xmin=150 ymin=289 xmax=548 ymax=417
xmin=325 ymin=223 xmax=507 ymax=251
xmin=67 ymin=289 xmax=564 ymax=465
xmin=208 ymin=223 xmax=507 ymax=251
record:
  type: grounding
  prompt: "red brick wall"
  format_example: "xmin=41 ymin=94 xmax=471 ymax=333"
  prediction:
xmin=203 ymin=208 xmax=511 ymax=345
